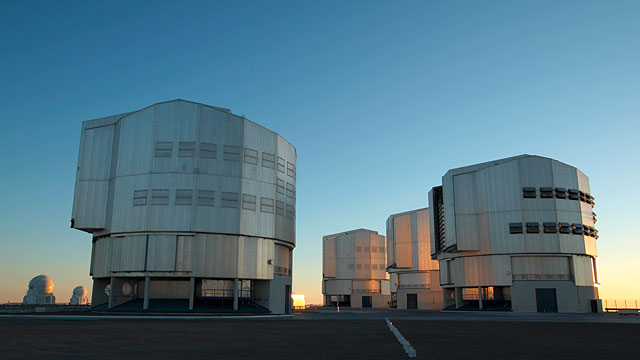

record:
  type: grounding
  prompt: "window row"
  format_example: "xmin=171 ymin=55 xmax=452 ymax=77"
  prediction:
xmin=522 ymin=187 xmax=594 ymax=205
xmin=355 ymin=246 xmax=386 ymax=253
xmin=132 ymin=189 xmax=295 ymax=219
xmin=347 ymin=263 xmax=387 ymax=270
xmin=276 ymin=179 xmax=296 ymax=199
xmin=154 ymin=142 xmax=296 ymax=178
xmin=509 ymin=222 xmax=598 ymax=238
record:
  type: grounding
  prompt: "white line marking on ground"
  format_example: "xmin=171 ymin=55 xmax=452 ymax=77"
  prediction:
xmin=385 ymin=318 xmax=416 ymax=358
xmin=0 ymin=314 xmax=294 ymax=320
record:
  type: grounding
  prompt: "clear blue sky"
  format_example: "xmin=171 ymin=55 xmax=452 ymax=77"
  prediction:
xmin=1 ymin=0 xmax=639 ymax=304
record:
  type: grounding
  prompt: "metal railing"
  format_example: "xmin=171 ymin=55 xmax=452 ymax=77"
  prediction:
xmin=603 ymin=300 xmax=640 ymax=312
xmin=512 ymin=274 xmax=572 ymax=281
xmin=274 ymin=266 xmax=291 ymax=276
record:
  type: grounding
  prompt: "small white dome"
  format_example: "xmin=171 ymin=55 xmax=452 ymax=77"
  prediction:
xmin=28 ymin=275 xmax=54 ymax=295
xmin=23 ymin=274 xmax=56 ymax=305
xmin=73 ymin=286 xmax=87 ymax=297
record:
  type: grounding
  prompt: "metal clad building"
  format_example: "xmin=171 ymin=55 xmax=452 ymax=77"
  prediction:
xmin=322 ymin=229 xmax=390 ymax=308
xmin=428 ymin=155 xmax=599 ymax=312
xmin=72 ymin=100 xmax=296 ymax=314
xmin=386 ymin=208 xmax=442 ymax=309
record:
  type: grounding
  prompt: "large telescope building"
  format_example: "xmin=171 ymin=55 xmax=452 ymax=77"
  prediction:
xmin=428 ymin=155 xmax=600 ymax=313
xmin=71 ymin=100 xmax=296 ymax=314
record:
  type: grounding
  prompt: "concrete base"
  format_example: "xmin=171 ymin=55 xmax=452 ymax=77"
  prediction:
xmin=396 ymin=288 xmax=443 ymax=310
xmin=253 ymin=274 xmax=292 ymax=315
xmin=349 ymin=293 xmax=390 ymax=309
xmin=511 ymin=281 xmax=598 ymax=313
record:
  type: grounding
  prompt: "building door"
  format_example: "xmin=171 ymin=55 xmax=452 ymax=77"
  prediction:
xmin=536 ymin=288 xmax=558 ymax=313
xmin=285 ymin=285 xmax=291 ymax=314
xmin=407 ymin=294 xmax=418 ymax=309
xmin=362 ymin=296 xmax=372 ymax=308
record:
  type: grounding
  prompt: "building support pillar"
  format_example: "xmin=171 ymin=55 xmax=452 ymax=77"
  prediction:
xmin=143 ymin=276 xmax=150 ymax=310
xmin=455 ymin=287 xmax=463 ymax=309
xmin=233 ymin=278 xmax=239 ymax=311
xmin=478 ymin=286 xmax=483 ymax=310
xmin=108 ymin=277 xmax=115 ymax=309
xmin=189 ymin=277 xmax=195 ymax=310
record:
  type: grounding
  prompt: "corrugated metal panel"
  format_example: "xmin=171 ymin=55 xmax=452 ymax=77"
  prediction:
xmin=175 ymin=235 xmax=193 ymax=272
xmin=381 ymin=280 xmax=391 ymax=295
xmin=323 ymin=237 xmax=336 ymax=278
xmin=462 ymin=256 xmax=494 ymax=287
xmin=395 ymin=214 xmax=412 ymax=268
xmin=386 ymin=216 xmax=395 ymax=266
xmin=353 ymin=280 xmax=381 ymax=292
xmin=324 ymin=279 xmax=351 ymax=295
xmin=512 ymin=256 xmax=570 ymax=275
xmin=146 ymin=235 xmax=176 ymax=271
xmin=573 ymin=255 xmax=595 ymax=286
xmin=398 ymin=272 xmax=430 ymax=288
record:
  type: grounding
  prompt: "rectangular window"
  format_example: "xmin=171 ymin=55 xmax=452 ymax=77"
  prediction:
xmin=356 ymin=247 xmax=362 ymax=253
xmin=584 ymin=225 xmax=593 ymax=237
xmin=276 ymin=200 xmax=284 ymax=216
xmin=371 ymin=247 xmax=377 ymax=253
xmin=568 ymin=189 xmax=580 ymax=200
xmin=154 ymin=142 xmax=172 ymax=157
xmin=262 ymin=153 xmax=275 ymax=169
xmin=571 ymin=223 xmax=583 ymax=235
xmin=555 ymin=187 xmax=567 ymax=199
xmin=287 ymin=161 xmax=296 ymax=178
xmin=223 ymin=145 xmax=241 ymax=161
xmin=175 ymin=189 xmax=193 ymax=205
xmin=200 ymin=142 xmax=217 ymax=159
xmin=526 ymin=222 xmax=539 ymax=233
xmin=260 ymin=197 xmax=274 ymax=213
xmin=543 ymin=222 xmax=557 ymax=233
xmin=242 ymin=194 xmax=256 ymax=211
xmin=197 ymin=190 xmax=214 ymax=206
xmin=277 ymin=156 xmax=285 ymax=173
xmin=276 ymin=179 xmax=285 ymax=194
xmin=579 ymin=191 xmax=587 ymax=203
xmin=356 ymin=264 xmax=362 ymax=270
xmin=379 ymin=247 xmax=385 ymax=253
xmin=522 ymin=187 xmax=536 ymax=198
xmin=540 ymin=187 xmax=554 ymax=198
xmin=364 ymin=246 xmax=370 ymax=253
xmin=244 ymin=148 xmax=258 ymax=165
xmin=372 ymin=264 xmax=378 ymax=270
xmin=286 ymin=182 xmax=295 ymax=199
xmin=509 ymin=222 xmax=523 ymax=234
xmin=380 ymin=264 xmax=385 ymax=270
xmin=348 ymin=264 xmax=355 ymax=270
xmin=151 ymin=189 xmax=169 ymax=205
xmin=285 ymin=204 xmax=295 ymax=219
xmin=133 ymin=190 xmax=148 ymax=206
xmin=221 ymin=192 xmax=239 ymax=208
xmin=558 ymin=222 xmax=571 ymax=234
xmin=178 ymin=142 xmax=196 ymax=157
xmin=364 ymin=264 xmax=370 ymax=270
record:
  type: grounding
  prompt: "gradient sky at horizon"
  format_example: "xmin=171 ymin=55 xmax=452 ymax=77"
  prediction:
xmin=1 ymin=0 xmax=639 ymax=304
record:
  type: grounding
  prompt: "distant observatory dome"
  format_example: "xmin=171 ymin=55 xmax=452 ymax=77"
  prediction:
xmin=23 ymin=275 xmax=56 ymax=305
xmin=69 ymin=286 xmax=88 ymax=305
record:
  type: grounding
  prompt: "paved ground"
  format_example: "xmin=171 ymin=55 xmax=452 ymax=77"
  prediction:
xmin=1 ymin=310 xmax=639 ymax=359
